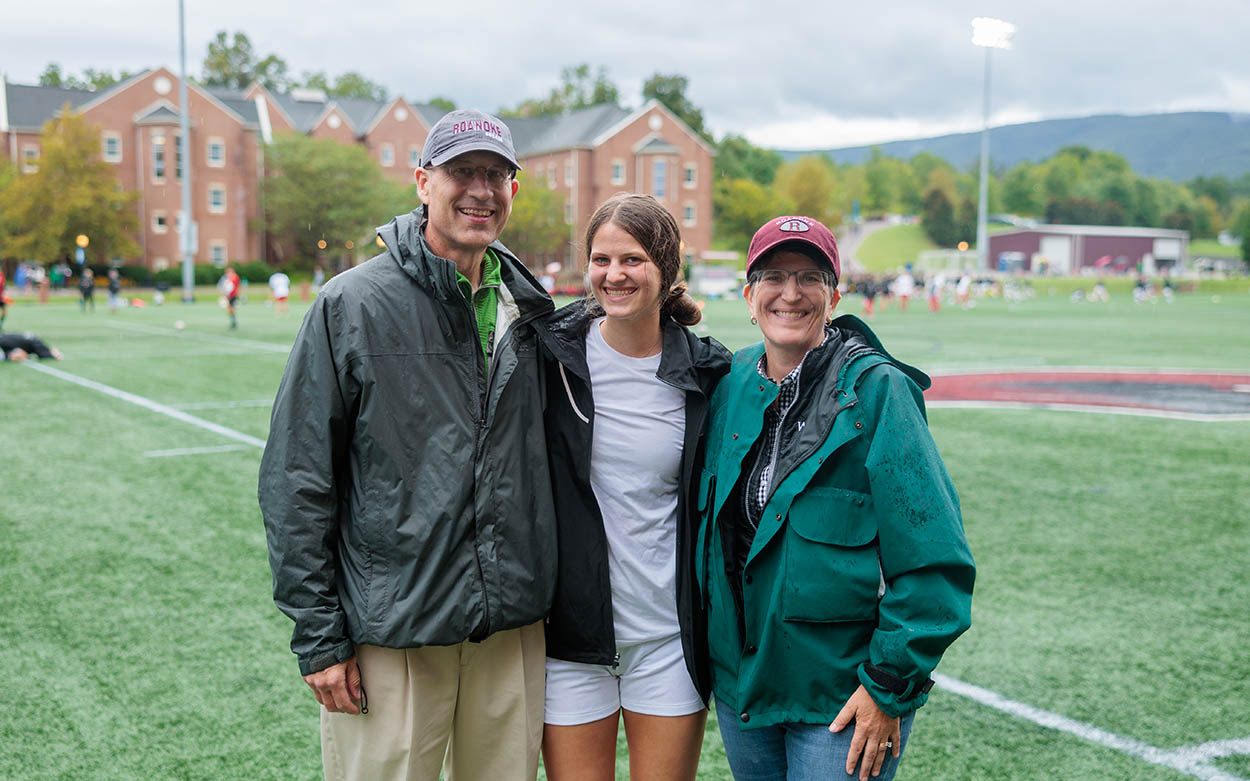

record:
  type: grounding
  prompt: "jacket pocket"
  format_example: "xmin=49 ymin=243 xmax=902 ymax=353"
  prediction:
xmin=782 ymin=487 xmax=880 ymax=623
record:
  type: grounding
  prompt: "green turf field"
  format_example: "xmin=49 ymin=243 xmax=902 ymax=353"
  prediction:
xmin=2 ymin=286 xmax=1248 ymax=779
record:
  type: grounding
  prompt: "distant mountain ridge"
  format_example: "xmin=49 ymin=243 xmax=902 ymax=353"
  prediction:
xmin=779 ymin=112 xmax=1250 ymax=181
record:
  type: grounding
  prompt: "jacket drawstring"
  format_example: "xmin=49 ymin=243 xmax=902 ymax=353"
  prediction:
xmin=559 ymin=363 xmax=590 ymax=424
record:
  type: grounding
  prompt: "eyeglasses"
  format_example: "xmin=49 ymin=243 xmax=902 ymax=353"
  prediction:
xmin=438 ymin=164 xmax=515 ymax=188
xmin=750 ymin=268 xmax=834 ymax=289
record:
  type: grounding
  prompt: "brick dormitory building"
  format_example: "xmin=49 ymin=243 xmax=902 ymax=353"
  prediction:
xmin=1 ymin=67 xmax=714 ymax=275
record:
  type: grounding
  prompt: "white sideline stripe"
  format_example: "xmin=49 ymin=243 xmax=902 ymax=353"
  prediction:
xmin=1174 ymin=738 xmax=1250 ymax=762
xmin=928 ymin=365 xmax=1250 ymax=377
xmin=101 ymin=320 xmax=291 ymax=353
xmin=22 ymin=363 xmax=266 ymax=449
xmin=172 ymin=399 xmax=272 ymax=410
xmin=144 ymin=444 xmax=252 ymax=458
xmin=933 ymin=673 xmax=1248 ymax=781
xmin=926 ymin=400 xmax=1250 ymax=422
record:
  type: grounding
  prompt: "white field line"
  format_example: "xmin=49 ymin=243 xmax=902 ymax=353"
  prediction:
xmin=927 ymin=366 xmax=1250 ymax=377
xmin=933 ymin=673 xmax=1248 ymax=781
xmin=100 ymin=319 xmax=291 ymax=353
xmin=144 ymin=444 xmax=253 ymax=458
xmin=926 ymin=400 xmax=1250 ymax=423
xmin=1173 ymin=738 xmax=1250 ymax=763
xmin=22 ymin=362 xmax=265 ymax=449
xmin=172 ymin=399 xmax=272 ymax=410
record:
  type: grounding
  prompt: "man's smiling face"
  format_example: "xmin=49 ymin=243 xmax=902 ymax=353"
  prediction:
xmin=416 ymin=151 xmax=518 ymax=263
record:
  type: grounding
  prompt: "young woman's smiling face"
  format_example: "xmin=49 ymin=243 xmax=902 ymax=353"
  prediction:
xmin=588 ymin=221 xmax=664 ymax=324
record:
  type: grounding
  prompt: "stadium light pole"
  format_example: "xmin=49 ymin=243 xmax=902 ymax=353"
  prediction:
xmin=178 ymin=0 xmax=195 ymax=302
xmin=971 ymin=17 xmax=1014 ymax=271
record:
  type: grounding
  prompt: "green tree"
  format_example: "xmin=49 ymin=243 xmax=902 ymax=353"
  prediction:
xmin=773 ymin=156 xmax=840 ymax=227
xmin=1231 ymin=200 xmax=1250 ymax=267
xmin=714 ymin=177 xmax=795 ymax=250
xmin=500 ymin=172 xmax=568 ymax=259
xmin=262 ymin=134 xmax=400 ymax=266
xmin=302 ymin=71 xmax=388 ymax=101
xmin=1000 ymin=162 xmax=1043 ymax=216
xmin=715 ymin=134 xmax=783 ymax=185
xmin=501 ymin=64 xmax=619 ymax=118
xmin=202 ymin=31 xmax=290 ymax=91
xmin=428 ymin=96 xmax=456 ymax=113
xmin=0 ymin=109 xmax=139 ymax=262
xmin=642 ymin=73 xmax=708 ymax=140
xmin=921 ymin=188 xmax=958 ymax=247
xmin=38 ymin=63 xmax=136 ymax=91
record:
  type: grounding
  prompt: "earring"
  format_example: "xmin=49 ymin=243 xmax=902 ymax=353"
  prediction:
xmin=750 ymin=316 xmax=758 ymax=325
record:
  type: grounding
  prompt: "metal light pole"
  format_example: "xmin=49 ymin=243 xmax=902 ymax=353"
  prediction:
xmin=971 ymin=17 xmax=1014 ymax=271
xmin=178 ymin=0 xmax=195 ymax=301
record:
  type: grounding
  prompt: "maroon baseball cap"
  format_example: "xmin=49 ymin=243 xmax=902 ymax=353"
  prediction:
xmin=746 ymin=216 xmax=840 ymax=281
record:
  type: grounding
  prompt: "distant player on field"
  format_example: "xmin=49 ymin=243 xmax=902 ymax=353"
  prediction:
xmin=268 ymin=271 xmax=291 ymax=316
xmin=220 ymin=266 xmax=241 ymax=329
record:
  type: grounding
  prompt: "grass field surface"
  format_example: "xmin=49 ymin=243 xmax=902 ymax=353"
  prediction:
xmin=2 ymin=286 xmax=1248 ymax=779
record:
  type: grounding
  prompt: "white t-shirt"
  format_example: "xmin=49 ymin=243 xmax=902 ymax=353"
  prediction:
xmin=586 ymin=318 xmax=686 ymax=645
xmin=268 ymin=272 xmax=290 ymax=298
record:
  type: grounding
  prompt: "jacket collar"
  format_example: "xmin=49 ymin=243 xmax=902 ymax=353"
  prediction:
xmin=374 ymin=205 xmax=553 ymax=320
xmin=536 ymin=299 xmax=729 ymax=392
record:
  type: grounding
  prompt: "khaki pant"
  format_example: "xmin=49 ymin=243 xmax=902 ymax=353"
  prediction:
xmin=321 ymin=621 xmax=546 ymax=781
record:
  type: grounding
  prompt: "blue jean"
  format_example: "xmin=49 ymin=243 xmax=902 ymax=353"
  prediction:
xmin=715 ymin=697 xmax=914 ymax=781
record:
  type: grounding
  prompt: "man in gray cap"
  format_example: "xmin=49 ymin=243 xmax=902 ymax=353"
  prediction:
xmin=260 ymin=110 xmax=556 ymax=780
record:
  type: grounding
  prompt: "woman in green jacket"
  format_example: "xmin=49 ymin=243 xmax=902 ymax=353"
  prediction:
xmin=696 ymin=216 xmax=975 ymax=780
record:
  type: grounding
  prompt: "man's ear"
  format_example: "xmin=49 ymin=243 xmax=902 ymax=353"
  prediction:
xmin=415 ymin=168 xmax=431 ymax=204
xmin=510 ymin=177 xmax=520 ymax=199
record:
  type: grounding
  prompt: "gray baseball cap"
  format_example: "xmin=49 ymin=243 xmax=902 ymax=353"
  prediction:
xmin=419 ymin=109 xmax=522 ymax=171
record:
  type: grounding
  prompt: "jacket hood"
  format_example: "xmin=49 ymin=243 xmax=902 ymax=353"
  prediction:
xmin=832 ymin=313 xmax=930 ymax=390
xmin=537 ymin=299 xmax=731 ymax=392
xmin=374 ymin=206 xmax=552 ymax=317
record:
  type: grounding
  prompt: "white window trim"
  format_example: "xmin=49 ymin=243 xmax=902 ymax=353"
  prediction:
xmin=102 ymin=132 xmax=123 ymax=164
xmin=564 ymin=161 xmax=574 ymax=186
xmin=209 ymin=241 xmax=228 ymax=266
xmin=408 ymin=146 xmax=421 ymax=168
xmin=381 ymin=143 xmax=395 ymax=168
xmin=610 ymin=159 xmax=625 ymax=186
xmin=683 ymin=162 xmax=697 ymax=189
xmin=547 ymin=164 xmax=557 ymax=188
xmin=21 ymin=144 xmax=39 ymax=173
xmin=151 ymin=132 xmax=166 ymax=184
xmin=683 ymin=201 xmax=697 ymax=228
xmin=152 ymin=210 xmax=169 ymax=234
xmin=563 ymin=200 xmax=573 ymax=224
xmin=208 ymin=183 xmax=227 ymax=215
xmin=206 ymin=137 xmax=226 ymax=168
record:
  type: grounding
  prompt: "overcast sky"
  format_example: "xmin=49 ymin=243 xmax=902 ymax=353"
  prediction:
xmin=4 ymin=0 xmax=1248 ymax=149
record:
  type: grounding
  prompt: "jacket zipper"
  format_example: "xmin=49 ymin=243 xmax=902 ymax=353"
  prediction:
xmin=763 ymin=398 xmax=857 ymax=512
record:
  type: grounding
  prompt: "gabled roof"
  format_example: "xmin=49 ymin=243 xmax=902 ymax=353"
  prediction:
xmin=4 ymin=82 xmax=96 ymax=130
xmin=134 ymin=104 xmax=182 ymax=125
xmin=203 ymin=87 xmax=260 ymax=125
xmin=634 ymin=135 xmax=681 ymax=155
xmin=992 ymin=224 xmax=1190 ymax=240
xmin=505 ymin=103 xmax=632 ymax=157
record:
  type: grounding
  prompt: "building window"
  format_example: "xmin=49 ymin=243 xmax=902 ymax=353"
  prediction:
xmin=102 ymin=132 xmax=122 ymax=163
xmin=683 ymin=202 xmax=696 ymax=227
xmin=409 ymin=146 xmax=420 ymax=168
xmin=565 ymin=161 xmax=574 ymax=186
xmin=208 ymin=184 xmax=226 ymax=214
xmin=174 ymin=135 xmax=184 ymax=180
xmin=381 ymin=143 xmax=395 ymax=167
xmin=21 ymin=145 xmax=39 ymax=173
xmin=209 ymin=242 xmax=227 ymax=266
xmin=548 ymin=165 xmax=557 ymax=188
xmin=564 ymin=201 xmax=573 ymax=224
xmin=207 ymin=138 xmax=225 ymax=167
xmin=610 ymin=160 xmax=625 ymax=185
xmin=683 ymin=162 xmax=697 ymax=189
xmin=152 ymin=136 xmax=166 ymax=182
xmin=652 ymin=160 xmax=667 ymax=200
xmin=152 ymin=211 xmax=169 ymax=234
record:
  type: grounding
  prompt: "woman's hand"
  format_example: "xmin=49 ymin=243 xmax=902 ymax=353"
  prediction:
xmin=830 ymin=684 xmax=900 ymax=780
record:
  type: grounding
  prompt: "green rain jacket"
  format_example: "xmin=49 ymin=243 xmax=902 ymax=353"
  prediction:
xmin=258 ymin=207 xmax=556 ymax=676
xmin=696 ymin=315 xmax=975 ymax=727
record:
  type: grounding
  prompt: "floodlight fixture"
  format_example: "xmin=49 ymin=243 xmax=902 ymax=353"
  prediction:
xmin=972 ymin=17 xmax=1015 ymax=49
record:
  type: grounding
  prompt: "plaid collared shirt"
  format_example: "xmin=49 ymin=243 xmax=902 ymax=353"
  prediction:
xmin=745 ymin=330 xmax=831 ymax=527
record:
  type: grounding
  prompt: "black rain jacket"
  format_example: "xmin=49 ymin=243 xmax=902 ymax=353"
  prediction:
xmin=258 ymin=207 xmax=557 ymax=675
xmin=535 ymin=300 xmax=731 ymax=703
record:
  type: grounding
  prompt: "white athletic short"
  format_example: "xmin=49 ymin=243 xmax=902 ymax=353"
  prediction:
xmin=544 ymin=634 xmax=705 ymax=725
